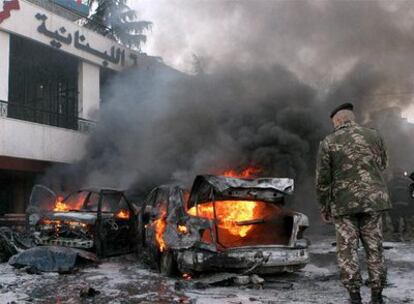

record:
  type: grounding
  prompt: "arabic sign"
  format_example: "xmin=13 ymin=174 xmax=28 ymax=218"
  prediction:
xmin=0 ymin=0 xmax=19 ymax=24
xmin=35 ymin=13 xmax=138 ymax=67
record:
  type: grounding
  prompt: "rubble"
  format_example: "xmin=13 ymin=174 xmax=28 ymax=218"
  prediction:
xmin=233 ymin=275 xmax=250 ymax=285
xmin=79 ymin=286 xmax=100 ymax=298
xmin=9 ymin=246 xmax=97 ymax=273
xmin=0 ymin=240 xmax=412 ymax=303
xmin=250 ymin=274 xmax=265 ymax=285
xmin=0 ymin=227 xmax=33 ymax=262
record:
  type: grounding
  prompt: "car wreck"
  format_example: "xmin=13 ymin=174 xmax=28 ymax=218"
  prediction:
xmin=27 ymin=185 xmax=140 ymax=258
xmin=143 ymin=175 xmax=310 ymax=276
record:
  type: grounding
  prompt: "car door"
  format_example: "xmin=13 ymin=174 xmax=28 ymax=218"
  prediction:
xmin=26 ymin=185 xmax=56 ymax=232
xmin=94 ymin=191 xmax=129 ymax=256
xmin=143 ymin=188 xmax=158 ymax=248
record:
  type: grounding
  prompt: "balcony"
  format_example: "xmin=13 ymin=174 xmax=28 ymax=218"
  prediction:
xmin=0 ymin=100 xmax=90 ymax=164
xmin=0 ymin=100 xmax=95 ymax=133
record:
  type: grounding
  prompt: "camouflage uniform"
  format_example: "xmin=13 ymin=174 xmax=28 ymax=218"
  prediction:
xmin=316 ymin=120 xmax=391 ymax=293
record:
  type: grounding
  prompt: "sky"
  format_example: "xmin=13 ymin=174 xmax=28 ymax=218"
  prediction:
xmin=132 ymin=0 xmax=414 ymax=122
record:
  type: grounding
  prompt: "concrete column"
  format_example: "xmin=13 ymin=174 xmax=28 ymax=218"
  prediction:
xmin=78 ymin=61 xmax=100 ymax=121
xmin=0 ymin=31 xmax=10 ymax=102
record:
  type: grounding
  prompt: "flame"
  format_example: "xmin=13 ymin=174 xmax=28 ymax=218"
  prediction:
xmin=187 ymin=200 xmax=260 ymax=237
xmin=177 ymin=224 xmax=188 ymax=234
xmin=53 ymin=196 xmax=69 ymax=212
xmin=52 ymin=195 xmax=84 ymax=212
xmin=182 ymin=273 xmax=192 ymax=280
xmin=223 ymin=167 xmax=262 ymax=178
xmin=115 ymin=209 xmax=130 ymax=219
xmin=154 ymin=207 xmax=167 ymax=252
xmin=42 ymin=219 xmax=87 ymax=228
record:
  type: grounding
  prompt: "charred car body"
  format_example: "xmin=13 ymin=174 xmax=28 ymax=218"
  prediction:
xmin=27 ymin=185 xmax=140 ymax=257
xmin=143 ymin=175 xmax=309 ymax=275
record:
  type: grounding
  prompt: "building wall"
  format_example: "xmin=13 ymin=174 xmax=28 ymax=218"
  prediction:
xmin=0 ymin=0 xmax=145 ymax=71
xmin=78 ymin=61 xmax=100 ymax=121
xmin=0 ymin=0 xmax=154 ymax=214
xmin=0 ymin=117 xmax=88 ymax=163
xmin=0 ymin=31 xmax=9 ymax=102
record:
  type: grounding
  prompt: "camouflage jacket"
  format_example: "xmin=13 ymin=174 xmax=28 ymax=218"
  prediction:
xmin=316 ymin=120 xmax=391 ymax=217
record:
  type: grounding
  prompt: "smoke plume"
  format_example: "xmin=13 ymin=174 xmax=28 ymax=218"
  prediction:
xmin=42 ymin=1 xmax=414 ymax=227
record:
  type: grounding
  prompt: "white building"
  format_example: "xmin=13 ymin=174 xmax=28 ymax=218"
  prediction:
xmin=0 ymin=0 xmax=151 ymax=214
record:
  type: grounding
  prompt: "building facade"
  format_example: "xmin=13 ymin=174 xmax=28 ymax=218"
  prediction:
xmin=0 ymin=0 xmax=150 ymax=214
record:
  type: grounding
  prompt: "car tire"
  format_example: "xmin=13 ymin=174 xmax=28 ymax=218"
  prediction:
xmin=160 ymin=250 xmax=178 ymax=277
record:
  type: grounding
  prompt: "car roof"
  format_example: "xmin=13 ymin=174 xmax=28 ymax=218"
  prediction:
xmin=78 ymin=187 xmax=126 ymax=193
xmin=193 ymin=175 xmax=294 ymax=194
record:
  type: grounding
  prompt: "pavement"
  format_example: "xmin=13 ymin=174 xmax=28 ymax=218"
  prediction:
xmin=0 ymin=239 xmax=413 ymax=304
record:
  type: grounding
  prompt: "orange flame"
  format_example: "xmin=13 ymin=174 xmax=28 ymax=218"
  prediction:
xmin=53 ymin=196 xmax=69 ymax=212
xmin=52 ymin=195 xmax=85 ymax=212
xmin=42 ymin=219 xmax=87 ymax=228
xmin=177 ymin=224 xmax=188 ymax=234
xmin=154 ymin=207 xmax=167 ymax=252
xmin=223 ymin=167 xmax=262 ymax=178
xmin=187 ymin=200 xmax=260 ymax=237
xmin=115 ymin=209 xmax=130 ymax=219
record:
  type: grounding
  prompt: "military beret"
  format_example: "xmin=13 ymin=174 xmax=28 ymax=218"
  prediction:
xmin=330 ymin=102 xmax=354 ymax=118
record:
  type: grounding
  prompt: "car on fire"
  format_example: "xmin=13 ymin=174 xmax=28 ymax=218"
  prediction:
xmin=26 ymin=185 xmax=140 ymax=258
xmin=142 ymin=175 xmax=310 ymax=276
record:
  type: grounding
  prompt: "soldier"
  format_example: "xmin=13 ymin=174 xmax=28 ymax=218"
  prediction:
xmin=316 ymin=103 xmax=391 ymax=304
xmin=387 ymin=170 xmax=413 ymax=241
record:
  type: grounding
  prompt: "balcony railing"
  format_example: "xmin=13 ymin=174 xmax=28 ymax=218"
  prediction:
xmin=0 ymin=100 xmax=95 ymax=133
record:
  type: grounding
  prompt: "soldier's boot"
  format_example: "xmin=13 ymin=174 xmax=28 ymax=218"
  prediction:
xmin=371 ymin=289 xmax=384 ymax=304
xmin=349 ymin=291 xmax=362 ymax=304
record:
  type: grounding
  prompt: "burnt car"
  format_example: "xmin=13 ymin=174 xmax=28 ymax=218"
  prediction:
xmin=142 ymin=175 xmax=309 ymax=276
xmin=27 ymin=185 xmax=140 ymax=258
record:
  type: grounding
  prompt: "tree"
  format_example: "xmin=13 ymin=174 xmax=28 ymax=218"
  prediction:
xmin=86 ymin=0 xmax=151 ymax=50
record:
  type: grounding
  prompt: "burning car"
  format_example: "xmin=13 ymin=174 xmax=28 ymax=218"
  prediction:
xmin=142 ymin=175 xmax=309 ymax=276
xmin=27 ymin=185 xmax=140 ymax=258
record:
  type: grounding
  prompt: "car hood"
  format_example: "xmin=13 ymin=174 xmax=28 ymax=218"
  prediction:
xmin=187 ymin=175 xmax=294 ymax=207
xmin=41 ymin=212 xmax=113 ymax=224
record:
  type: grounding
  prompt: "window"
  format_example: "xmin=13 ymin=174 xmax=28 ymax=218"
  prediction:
xmin=101 ymin=192 xmax=122 ymax=212
xmin=8 ymin=35 xmax=79 ymax=130
xmin=84 ymin=192 xmax=100 ymax=212
xmin=64 ymin=191 xmax=88 ymax=211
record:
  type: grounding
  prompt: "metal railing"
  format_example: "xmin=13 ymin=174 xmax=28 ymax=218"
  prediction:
xmin=0 ymin=100 xmax=96 ymax=133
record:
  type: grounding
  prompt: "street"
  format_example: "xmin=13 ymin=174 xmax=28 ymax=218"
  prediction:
xmin=0 ymin=240 xmax=413 ymax=304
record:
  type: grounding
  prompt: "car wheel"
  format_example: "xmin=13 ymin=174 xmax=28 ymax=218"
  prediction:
xmin=160 ymin=250 xmax=178 ymax=277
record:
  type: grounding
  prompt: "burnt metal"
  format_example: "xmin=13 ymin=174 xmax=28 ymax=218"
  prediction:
xmin=142 ymin=175 xmax=309 ymax=276
xmin=27 ymin=186 xmax=140 ymax=258
xmin=187 ymin=175 xmax=294 ymax=208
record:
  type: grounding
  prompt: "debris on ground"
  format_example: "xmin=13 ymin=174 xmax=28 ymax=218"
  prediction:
xmin=0 ymin=240 xmax=412 ymax=303
xmin=80 ymin=286 xmax=100 ymax=298
xmin=0 ymin=227 xmax=33 ymax=262
xmin=9 ymin=246 xmax=98 ymax=273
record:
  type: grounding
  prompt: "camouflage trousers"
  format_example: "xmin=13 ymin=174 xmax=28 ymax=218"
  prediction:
xmin=334 ymin=212 xmax=387 ymax=292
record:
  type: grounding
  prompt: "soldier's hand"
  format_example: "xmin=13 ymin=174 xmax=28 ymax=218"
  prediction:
xmin=321 ymin=211 xmax=332 ymax=224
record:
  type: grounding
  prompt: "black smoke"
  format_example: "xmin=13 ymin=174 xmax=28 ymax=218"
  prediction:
xmin=41 ymin=1 xmax=414 ymax=232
